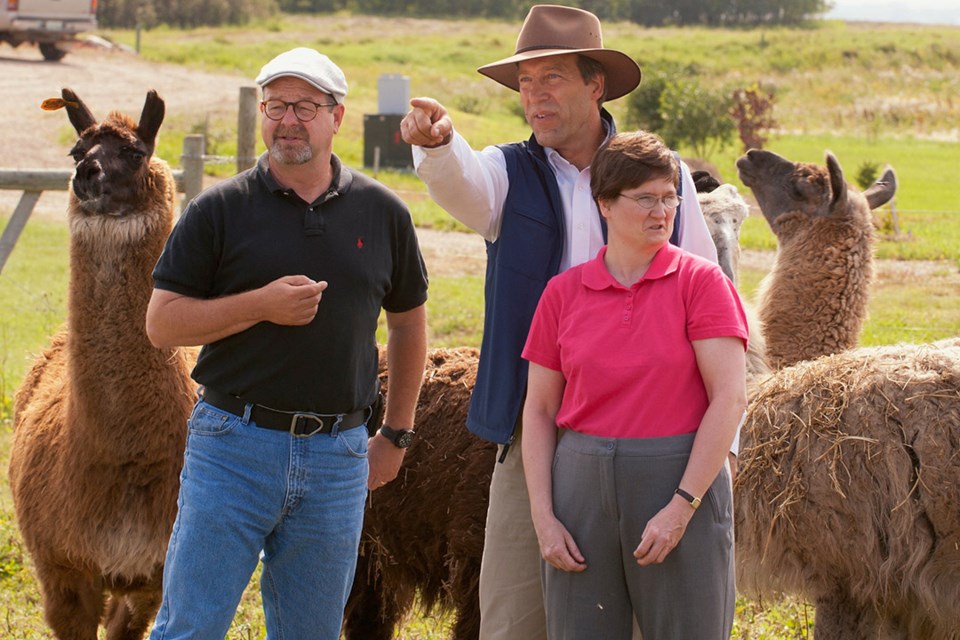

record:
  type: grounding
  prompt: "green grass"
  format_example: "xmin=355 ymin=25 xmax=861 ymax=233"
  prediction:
xmin=2 ymin=13 xmax=959 ymax=638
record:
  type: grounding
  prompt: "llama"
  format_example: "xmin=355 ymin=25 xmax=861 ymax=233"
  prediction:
xmin=344 ymin=347 xmax=495 ymax=640
xmin=8 ymin=89 xmax=195 ymax=640
xmin=737 ymin=149 xmax=896 ymax=370
xmin=698 ymin=182 xmax=749 ymax=288
xmin=728 ymin=149 xmax=960 ymax=638
xmin=735 ymin=340 xmax=960 ymax=639
xmin=695 ymin=180 xmax=770 ymax=389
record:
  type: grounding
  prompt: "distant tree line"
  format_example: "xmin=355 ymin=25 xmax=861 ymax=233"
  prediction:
xmin=98 ymin=0 xmax=829 ymax=28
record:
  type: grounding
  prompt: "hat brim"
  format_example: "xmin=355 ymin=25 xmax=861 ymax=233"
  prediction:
xmin=477 ymin=48 xmax=641 ymax=101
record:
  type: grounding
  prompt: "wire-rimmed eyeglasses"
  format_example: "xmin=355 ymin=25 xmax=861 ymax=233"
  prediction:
xmin=618 ymin=193 xmax=683 ymax=211
xmin=260 ymin=99 xmax=337 ymax=122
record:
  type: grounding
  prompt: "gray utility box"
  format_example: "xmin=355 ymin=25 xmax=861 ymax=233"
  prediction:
xmin=364 ymin=74 xmax=412 ymax=170
xmin=378 ymin=74 xmax=410 ymax=114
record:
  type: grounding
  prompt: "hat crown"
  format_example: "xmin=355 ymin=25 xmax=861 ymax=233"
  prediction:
xmin=476 ymin=4 xmax=641 ymax=101
xmin=516 ymin=5 xmax=603 ymax=54
xmin=256 ymin=47 xmax=348 ymax=103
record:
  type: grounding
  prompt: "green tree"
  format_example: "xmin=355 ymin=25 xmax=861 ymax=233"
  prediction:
xmin=658 ymin=78 xmax=735 ymax=160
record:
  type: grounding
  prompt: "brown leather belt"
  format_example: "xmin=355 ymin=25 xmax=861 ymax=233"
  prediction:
xmin=201 ymin=387 xmax=369 ymax=437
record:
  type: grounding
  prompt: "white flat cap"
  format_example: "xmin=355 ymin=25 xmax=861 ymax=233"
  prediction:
xmin=256 ymin=47 xmax=348 ymax=104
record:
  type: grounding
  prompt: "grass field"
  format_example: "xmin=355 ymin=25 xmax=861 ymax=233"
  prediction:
xmin=1 ymin=12 xmax=958 ymax=639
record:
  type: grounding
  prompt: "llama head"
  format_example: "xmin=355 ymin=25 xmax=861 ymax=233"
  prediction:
xmin=735 ymin=149 xmax=897 ymax=238
xmin=49 ymin=88 xmax=165 ymax=218
xmin=697 ymin=183 xmax=748 ymax=286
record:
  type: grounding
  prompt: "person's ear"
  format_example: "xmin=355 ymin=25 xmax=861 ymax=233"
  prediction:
xmin=597 ymin=197 xmax=612 ymax=219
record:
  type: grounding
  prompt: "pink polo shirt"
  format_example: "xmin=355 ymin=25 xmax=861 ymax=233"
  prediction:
xmin=522 ymin=244 xmax=748 ymax=438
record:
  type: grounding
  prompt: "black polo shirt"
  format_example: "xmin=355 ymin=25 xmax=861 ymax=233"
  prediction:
xmin=152 ymin=153 xmax=428 ymax=413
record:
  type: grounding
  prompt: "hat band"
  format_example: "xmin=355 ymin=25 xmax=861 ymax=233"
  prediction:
xmin=514 ymin=44 xmax=584 ymax=55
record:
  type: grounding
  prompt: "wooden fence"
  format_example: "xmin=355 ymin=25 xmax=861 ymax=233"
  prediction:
xmin=0 ymin=87 xmax=260 ymax=277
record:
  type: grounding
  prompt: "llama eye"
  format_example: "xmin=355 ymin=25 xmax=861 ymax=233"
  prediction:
xmin=121 ymin=146 xmax=147 ymax=161
xmin=69 ymin=150 xmax=85 ymax=163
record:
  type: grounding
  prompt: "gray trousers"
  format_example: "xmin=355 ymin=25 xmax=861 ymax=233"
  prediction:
xmin=544 ymin=430 xmax=734 ymax=640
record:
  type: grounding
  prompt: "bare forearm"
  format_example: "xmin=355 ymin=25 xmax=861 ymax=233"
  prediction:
xmin=383 ymin=306 xmax=427 ymax=429
xmin=146 ymin=288 xmax=263 ymax=347
xmin=679 ymin=392 xmax=745 ymax=498
xmin=682 ymin=337 xmax=748 ymax=498
xmin=521 ymin=407 xmax=558 ymax=522
xmin=146 ymin=275 xmax=328 ymax=348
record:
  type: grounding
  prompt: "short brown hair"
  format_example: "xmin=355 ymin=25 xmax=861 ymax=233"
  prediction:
xmin=590 ymin=131 xmax=678 ymax=203
xmin=576 ymin=55 xmax=607 ymax=105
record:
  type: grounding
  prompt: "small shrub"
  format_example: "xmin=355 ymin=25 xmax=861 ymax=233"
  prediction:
xmin=855 ymin=160 xmax=880 ymax=189
xmin=731 ymin=84 xmax=778 ymax=152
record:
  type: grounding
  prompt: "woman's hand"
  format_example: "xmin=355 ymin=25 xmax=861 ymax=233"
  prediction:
xmin=633 ymin=495 xmax=696 ymax=566
xmin=532 ymin=512 xmax=587 ymax=573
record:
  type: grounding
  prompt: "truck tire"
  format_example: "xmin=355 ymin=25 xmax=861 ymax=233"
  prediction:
xmin=39 ymin=43 xmax=67 ymax=61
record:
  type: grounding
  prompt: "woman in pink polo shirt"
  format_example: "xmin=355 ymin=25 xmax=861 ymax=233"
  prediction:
xmin=521 ymin=131 xmax=748 ymax=639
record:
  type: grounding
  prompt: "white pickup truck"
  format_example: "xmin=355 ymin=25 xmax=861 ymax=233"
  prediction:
xmin=1 ymin=0 xmax=97 ymax=61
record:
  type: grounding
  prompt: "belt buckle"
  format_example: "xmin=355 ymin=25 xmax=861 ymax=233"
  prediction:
xmin=289 ymin=413 xmax=342 ymax=437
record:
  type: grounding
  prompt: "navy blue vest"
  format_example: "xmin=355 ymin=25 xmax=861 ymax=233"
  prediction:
xmin=465 ymin=111 xmax=612 ymax=446
xmin=465 ymin=112 xmax=683 ymax=447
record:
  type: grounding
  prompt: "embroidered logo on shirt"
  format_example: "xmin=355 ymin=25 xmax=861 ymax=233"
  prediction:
xmin=357 ymin=237 xmax=364 ymax=249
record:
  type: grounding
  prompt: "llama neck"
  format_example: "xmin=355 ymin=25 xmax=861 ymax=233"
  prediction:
xmin=65 ymin=212 xmax=185 ymax=423
xmin=759 ymin=218 xmax=874 ymax=370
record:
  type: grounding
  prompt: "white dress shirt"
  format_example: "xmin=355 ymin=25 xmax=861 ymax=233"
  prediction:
xmin=412 ymin=128 xmax=719 ymax=269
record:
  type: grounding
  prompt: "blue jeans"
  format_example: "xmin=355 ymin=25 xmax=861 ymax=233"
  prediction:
xmin=149 ymin=399 xmax=369 ymax=640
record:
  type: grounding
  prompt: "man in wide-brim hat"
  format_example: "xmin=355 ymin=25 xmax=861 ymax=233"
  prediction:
xmin=401 ymin=5 xmax=719 ymax=640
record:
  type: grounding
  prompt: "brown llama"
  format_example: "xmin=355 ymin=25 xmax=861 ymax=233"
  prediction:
xmin=729 ymin=150 xmax=960 ymax=639
xmin=736 ymin=340 xmax=960 ymax=639
xmin=8 ymin=89 xmax=195 ymax=640
xmin=344 ymin=346 xmax=496 ymax=640
xmin=736 ymin=149 xmax=896 ymax=370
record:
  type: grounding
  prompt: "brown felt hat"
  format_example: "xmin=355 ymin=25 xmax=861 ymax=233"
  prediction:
xmin=477 ymin=4 xmax=641 ymax=101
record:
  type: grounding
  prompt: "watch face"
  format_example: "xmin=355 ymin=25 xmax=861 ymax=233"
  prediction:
xmin=396 ymin=431 xmax=414 ymax=448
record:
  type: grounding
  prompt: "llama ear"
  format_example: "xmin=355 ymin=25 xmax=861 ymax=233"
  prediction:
xmin=863 ymin=166 xmax=897 ymax=210
xmin=137 ymin=90 xmax=165 ymax=148
xmin=61 ymin=88 xmax=97 ymax=135
xmin=826 ymin=151 xmax=847 ymax=211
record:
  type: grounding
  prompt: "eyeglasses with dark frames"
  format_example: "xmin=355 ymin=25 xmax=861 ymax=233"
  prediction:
xmin=618 ymin=193 xmax=683 ymax=211
xmin=260 ymin=99 xmax=337 ymax=122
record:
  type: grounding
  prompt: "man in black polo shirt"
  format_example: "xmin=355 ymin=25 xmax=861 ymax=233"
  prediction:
xmin=145 ymin=47 xmax=428 ymax=639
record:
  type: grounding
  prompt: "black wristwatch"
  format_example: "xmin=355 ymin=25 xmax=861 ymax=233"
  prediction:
xmin=379 ymin=425 xmax=415 ymax=449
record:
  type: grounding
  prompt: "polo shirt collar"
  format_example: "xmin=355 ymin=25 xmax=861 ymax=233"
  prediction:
xmin=582 ymin=243 xmax=683 ymax=290
xmin=257 ymin=152 xmax=352 ymax=205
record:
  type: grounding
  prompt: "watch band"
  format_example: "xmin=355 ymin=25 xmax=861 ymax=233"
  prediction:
xmin=379 ymin=424 xmax=414 ymax=449
xmin=675 ymin=487 xmax=701 ymax=510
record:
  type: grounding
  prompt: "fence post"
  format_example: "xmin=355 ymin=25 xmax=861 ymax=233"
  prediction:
xmin=237 ymin=86 xmax=258 ymax=174
xmin=181 ymin=135 xmax=205 ymax=209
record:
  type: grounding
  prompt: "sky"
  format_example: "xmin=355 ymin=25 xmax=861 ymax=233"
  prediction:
xmin=823 ymin=0 xmax=960 ymax=25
